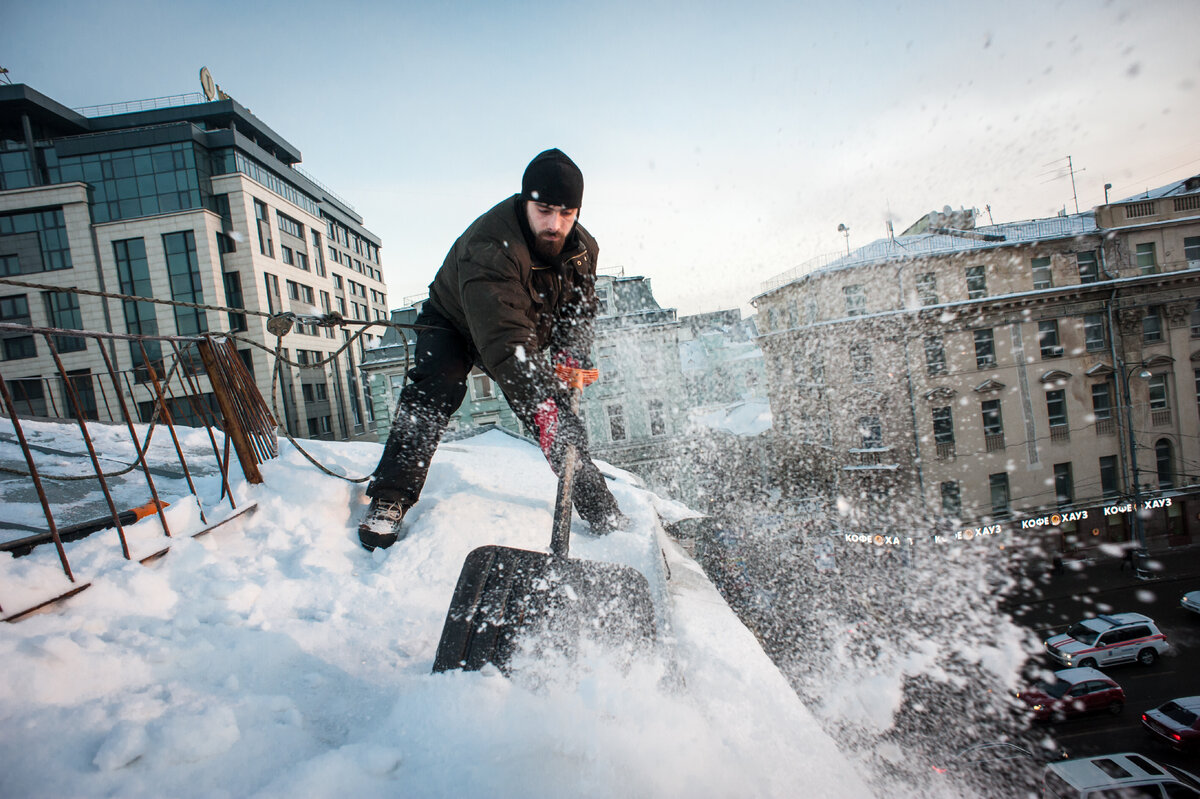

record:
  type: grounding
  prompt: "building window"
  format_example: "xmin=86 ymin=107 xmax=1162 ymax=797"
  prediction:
xmin=1077 ymin=250 xmax=1099 ymax=283
xmin=916 ymin=272 xmax=938 ymax=306
xmin=1148 ymin=374 xmax=1169 ymax=410
xmin=810 ymin=344 xmax=825 ymax=384
xmin=1191 ymin=302 xmax=1200 ymax=338
xmin=981 ymin=399 xmax=1004 ymax=451
xmin=42 ymin=290 xmax=87 ymax=353
xmin=470 ymin=371 xmax=495 ymax=400
xmin=1031 ymin=256 xmax=1053 ymax=290
xmin=974 ymin=329 xmax=996 ymax=369
xmin=850 ymin=342 xmax=873 ymax=382
xmin=1038 ymin=320 xmax=1062 ymax=359
xmin=598 ymin=345 xmax=619 ymax=383
xmin=254 ymin=198 xmax=273 ymax=257
xmin=0 ymin=295 xmax=36 ymax=360
xmin=607 ymin=404 xmax=626 ymax=442
xmin=858 ymin=415 xmax=882 ymax=448
xmin=843 ymin=284 xmax=866 ymax=317
xmin=281 ymin=245 xmax=294 ymax=266
xmin=6 ymin=377 xmax=47 ymax=416
xmin=1135 ymin=242 xmax=1157 ymax=275
xmin=596 ymin=284 xmax=612 ymax=315
xmin=1099 ymin=455 xmax=1119 ymax=497
xmin=1143 ymin=306 xmax=1163 ymax=343
xmin=932 ymin=405 xmax=954 ymax=445
xmin=1054 ymin=462 xmax=1074 ymax=505
xmin=223 ymin=272 xmax=247 ymax=333
xmin=924 ymin=335 xmax=946 ymax=376
xmin=0 ymin=208 xmax=73 ymax=273
xmin=1084 ymin=313 xmax=1107 ymax=351
xmin=1155 ymin=438 xmax=1174 ymax=488
xmin=1092 ymin=381 xmax=1114 ymax=433
xmin=648 ymin=399 xmax=666 ymax=437
xmin=989 ymin=472 xmax=1011 ymax=517
xmin=1186 ymin=236 xmax=1200 ymax=268
xmin=276 ymin=211 xmax=303 ymax=239
xmin=965 ymin=265 xmax=986 ymax=299
xmin=162 ymin=231 xmax=207 ymax=336
xmin=1046 ymin=389 xmax=1068 ymax=439
xmin=113 ymin=238 xmax=162 ymax=378
xmin=940 ymin=481 xmax=961 ymax=516
xmin=312 ymin=231 xmax=325 ymax=276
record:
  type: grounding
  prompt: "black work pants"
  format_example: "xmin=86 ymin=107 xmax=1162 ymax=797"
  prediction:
xmin=366 ymin=304 xmax=620 ymax=528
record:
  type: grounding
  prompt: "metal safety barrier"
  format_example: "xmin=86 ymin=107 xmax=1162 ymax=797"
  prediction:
xmin=0 ymin=325 xmax=276 ymax=620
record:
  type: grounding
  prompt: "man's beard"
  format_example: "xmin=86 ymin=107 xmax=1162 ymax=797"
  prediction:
xmin=532 ymin=232 xmax=565 ymax=260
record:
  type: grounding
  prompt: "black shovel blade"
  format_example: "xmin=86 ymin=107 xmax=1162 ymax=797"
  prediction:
xmin=432 ymin=544 xmax=656 ymax=673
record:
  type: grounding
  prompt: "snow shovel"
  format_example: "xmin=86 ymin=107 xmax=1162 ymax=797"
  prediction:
xmin=432 ymin=370 xmax=656 ymax=673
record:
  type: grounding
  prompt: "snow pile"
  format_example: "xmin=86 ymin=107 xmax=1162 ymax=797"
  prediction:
xmin=0 ymin=423 xmax=870 ymax=798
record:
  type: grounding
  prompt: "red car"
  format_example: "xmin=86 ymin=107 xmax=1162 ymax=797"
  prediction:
xmin=1018 ymin=667 xmax=1125 ymax=722
xmin=1142 ymin=696 xmax=1200 ymax=753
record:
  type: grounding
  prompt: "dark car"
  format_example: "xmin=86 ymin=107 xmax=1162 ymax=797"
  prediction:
xmin=1018 ymin=667 xmax=1125 ymax=722
xmin=1142 ymin=696 xmax=1200 ymax=753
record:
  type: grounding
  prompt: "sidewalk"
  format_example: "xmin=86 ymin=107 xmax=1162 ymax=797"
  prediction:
xmin=1005 ymin=540 xmax=1200 ymax=610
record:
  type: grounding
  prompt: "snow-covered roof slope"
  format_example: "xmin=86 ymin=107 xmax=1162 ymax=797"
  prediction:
xmin=0 ymin=425 xmax=868 ymax=798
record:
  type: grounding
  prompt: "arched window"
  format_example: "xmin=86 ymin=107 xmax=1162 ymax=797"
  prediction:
xmin=1155 ymin=438 xmax=1175 ymax=489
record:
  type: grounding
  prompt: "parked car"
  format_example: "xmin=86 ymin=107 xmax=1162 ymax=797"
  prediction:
xmin=1183 ymin=590 xmax=1200 ymax=617
xmin=1043 ymin=612 xmax=1168 ymax=669
xmin=1043 ymin=752 xmax=1200 ymax=798
xmin=1142 ymin=695 xmax=1200 ymax=754
xmin=1018 ymin=667 xmax=1124 ymax=722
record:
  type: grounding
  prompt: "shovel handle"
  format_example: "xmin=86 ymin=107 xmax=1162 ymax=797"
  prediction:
xmin=549 ymin=385 xmax=582 ymax=557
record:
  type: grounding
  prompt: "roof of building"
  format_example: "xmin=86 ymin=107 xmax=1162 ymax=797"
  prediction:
xmin=757 ymin=212 xmax=1097 ymax=299
xmin=1116 ymin=173 xmax=1200 ymax=202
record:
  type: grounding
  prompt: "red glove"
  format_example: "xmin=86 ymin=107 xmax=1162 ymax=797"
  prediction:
xmin=534 ymin=397 xmax=588 ymax=465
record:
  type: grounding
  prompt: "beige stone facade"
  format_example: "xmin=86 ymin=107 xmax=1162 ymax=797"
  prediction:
xmin=753 ymin=176 xmax=1200 ymax=552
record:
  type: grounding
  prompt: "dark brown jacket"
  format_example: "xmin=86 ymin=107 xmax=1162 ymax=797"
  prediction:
xmin=427 ymin=195 xmax=599 ymax=414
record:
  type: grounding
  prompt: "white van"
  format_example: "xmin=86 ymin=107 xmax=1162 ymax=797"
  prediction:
xmin=1043 ymin=752 xmax=1200 ymax=797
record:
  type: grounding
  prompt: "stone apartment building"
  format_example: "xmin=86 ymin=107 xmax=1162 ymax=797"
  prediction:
xmin=753 ymin=174 xmax=1200 ymax=554
xmin=0 ymin=83 xmax=388 ymax=441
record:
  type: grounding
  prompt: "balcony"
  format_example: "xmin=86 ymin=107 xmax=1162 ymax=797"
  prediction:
xmin=936 ymin=441 xmax=956 ymax=460
xmin=1094 ymin=417 xmax=1116 ymax=436
xmin=1152 ymin=408 xmax=1172 ymax=426
xmin=1050 ymin=424 xmax=1070 ymax=443
xmin=985 ymin=432 xmax=1005 ymax=452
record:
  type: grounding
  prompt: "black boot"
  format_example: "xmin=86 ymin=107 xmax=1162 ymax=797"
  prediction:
xmin=358 ymin=496 xmax=410 ymax=550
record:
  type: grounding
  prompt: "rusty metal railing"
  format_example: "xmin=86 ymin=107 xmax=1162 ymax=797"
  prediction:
xmin=0 ymin=324 xmax=275 ymax=620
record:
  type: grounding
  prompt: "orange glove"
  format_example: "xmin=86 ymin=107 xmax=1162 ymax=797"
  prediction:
xmin=555 ymin=363 xmax=599 ymax=388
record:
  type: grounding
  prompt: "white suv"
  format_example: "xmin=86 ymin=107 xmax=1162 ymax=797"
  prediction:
xmin=1043 ymin=752 xmax=1200 ymax=797
xmin=1043 ymin=612 xmax=1168 ymax=668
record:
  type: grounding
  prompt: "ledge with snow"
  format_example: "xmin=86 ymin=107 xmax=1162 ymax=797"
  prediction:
xmin=0 ymin=424 xmax=872 ymax=797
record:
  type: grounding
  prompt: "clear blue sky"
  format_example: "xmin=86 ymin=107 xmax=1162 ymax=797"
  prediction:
xmin=4 ymin=0 xmax=1198 ymax=314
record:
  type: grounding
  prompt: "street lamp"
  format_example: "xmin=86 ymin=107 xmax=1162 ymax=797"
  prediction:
xmin=1104 ymin=183 xmax=1112 ymax=204
xmin=837 ymin=223 xmax=850 ymax=256
xmin=1119 ymin=361 xmax=1155 ymax=580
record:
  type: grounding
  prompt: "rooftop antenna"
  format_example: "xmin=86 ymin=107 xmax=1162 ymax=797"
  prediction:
xmin=1067 ymin=155 xmax=1081 ymax=213
xmin=985 ymin=204 xmax=994 ymax=225
xmin=0 ymin=67 xmax=12 ymax=86
xmin=1040 ymin=156 xmax=1084 ymax=214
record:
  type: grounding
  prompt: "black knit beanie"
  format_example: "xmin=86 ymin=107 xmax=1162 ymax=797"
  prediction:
xmin=521 ymin=149 xmax=584 ymax=209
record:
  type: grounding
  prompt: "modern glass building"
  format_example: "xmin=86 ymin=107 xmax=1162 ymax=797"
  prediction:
xmin=0 ymin=83 xmax=388 ymax=441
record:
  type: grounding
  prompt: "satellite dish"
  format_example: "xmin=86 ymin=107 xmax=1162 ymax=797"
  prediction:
xmin=199 ymin=67 xmax=216 ymax=101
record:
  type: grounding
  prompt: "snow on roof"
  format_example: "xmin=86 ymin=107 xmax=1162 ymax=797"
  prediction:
xmin=1115 ymin=172 xmax=1200 ymax=202
xmin=759 ymin=212 xmax=1097 ymax=297
xmin=0 ymin=420 xmax=866 ymax=797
